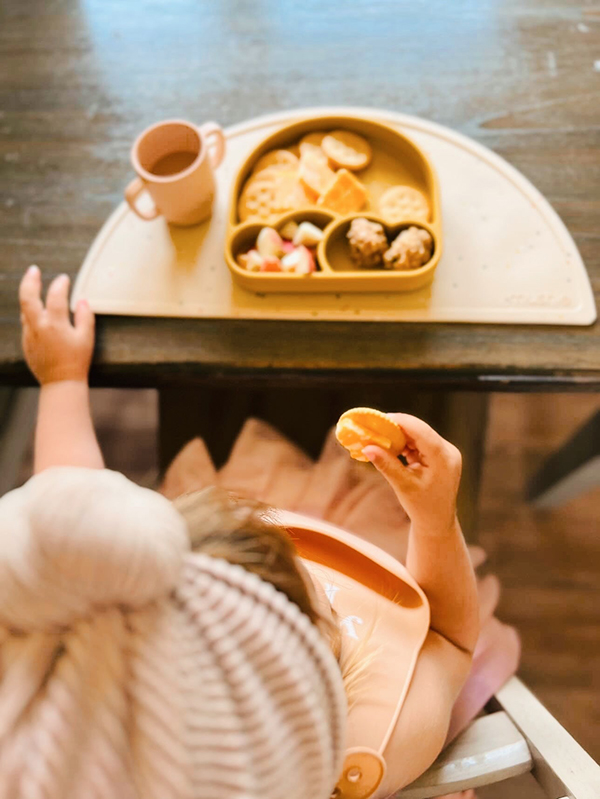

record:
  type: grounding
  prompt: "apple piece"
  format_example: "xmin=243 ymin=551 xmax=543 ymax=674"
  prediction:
xmin=245 ymin=249 xmax=264 ymax=272
xmin=260 ymin=255 xmax=283 ymax=272
xmin=237 ymin=252 xmax=250 ymax=269
xmin=279 ymin=221 xmax=300 ymax=241
xmin=281 ymin=241 xmax=295 ymax=253
xmin=292 ymin=221 xmax=325 ymax=247
xmin=281 ymin=245 xmax=316 ymax=275
xmin=257 ymin=226 xmax=284 ymax=258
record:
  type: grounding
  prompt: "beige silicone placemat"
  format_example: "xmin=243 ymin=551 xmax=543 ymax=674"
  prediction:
xmin=72 ymin=107 xmax=596 ymax=325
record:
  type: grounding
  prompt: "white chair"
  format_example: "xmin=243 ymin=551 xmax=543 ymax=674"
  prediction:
xmin=397 ymin=676 xmax=600 ymax=798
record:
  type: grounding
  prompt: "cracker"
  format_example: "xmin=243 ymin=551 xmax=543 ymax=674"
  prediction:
xmin=336 ymin=408 xmax=406 ymax=462
xmin=322 ymin=130 xmax=372 ymax=170
xmin=379 ymin=185 xmax=429 ymax=224
xmin=252 ymin=149 xmax=299 ymax=174
xmin=317 ymin=169 xmax=367 ymax=215
xmin=238 ymin=168 xmax=309 ymax=222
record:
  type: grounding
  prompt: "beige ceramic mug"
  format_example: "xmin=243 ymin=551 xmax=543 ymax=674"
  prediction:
xmin=125 ymin=119 xmax=225 ymax=226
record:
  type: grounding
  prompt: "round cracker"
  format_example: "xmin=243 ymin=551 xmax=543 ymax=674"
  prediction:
xmin=252 ymin=149 xmax=299 ymax=174
xmin=335 ymin=407 xmax=406 ymax=462
xmin=379 ymin=185 xmax=429 ymax=223
xmin=321 ymin=130 xmax=372 ymax=170
xmin=238 ymin=168 xmax=293 ymax=222
xmin=238 ymin=168 xmax=311 ymax=222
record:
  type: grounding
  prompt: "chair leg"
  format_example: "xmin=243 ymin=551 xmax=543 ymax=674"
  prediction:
xmin=526 ymin=410 xmax=600 ymax=508
xmin=493 ymin=677 xmax=600 ymax=799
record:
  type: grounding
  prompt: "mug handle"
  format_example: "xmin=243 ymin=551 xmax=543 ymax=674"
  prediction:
xmin=200 ymin=122 xmax=226 ymax=169
xmin=125 ymin=177 xmax=160 ymax=221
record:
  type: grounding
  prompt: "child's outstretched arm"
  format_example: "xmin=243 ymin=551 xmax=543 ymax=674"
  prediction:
xmin=364 ymin=414 xmax=479 ymax=654
xmin=19 ymin=266 xmax=103 ymax=473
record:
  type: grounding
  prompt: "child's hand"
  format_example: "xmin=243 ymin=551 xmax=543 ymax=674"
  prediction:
xmin=363 ymin=413 xmax=462 ymax=535
xmin=19 ymin=266 xmax=95 ymax=386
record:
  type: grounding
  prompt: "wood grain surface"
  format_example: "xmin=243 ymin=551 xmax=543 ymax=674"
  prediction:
xmin=1 ymin=0 xmax=599 ymax=387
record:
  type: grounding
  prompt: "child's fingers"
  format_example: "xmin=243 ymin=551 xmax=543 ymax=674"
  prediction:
xmin=363 ymin=444 xmax=418 ymax=501
xmin=401 ymin=446 xmax=422 ymax=466
xmin=45 ymin=274 xmax=70 ymax=320
xmin=387 ymin=413 xmax=447 ymax=463
xmin=74 ymin=298 xmax=95 ymax=339
xmin=19 ymin=265 xmax=44 ymax=325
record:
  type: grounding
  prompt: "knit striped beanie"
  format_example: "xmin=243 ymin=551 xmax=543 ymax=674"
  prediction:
xmin=0 ymin=467 xmax=347 ymax=799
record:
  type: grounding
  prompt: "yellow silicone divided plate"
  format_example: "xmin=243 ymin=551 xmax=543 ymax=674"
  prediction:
xmin=225 ymin=114 xmax=442 ymax=293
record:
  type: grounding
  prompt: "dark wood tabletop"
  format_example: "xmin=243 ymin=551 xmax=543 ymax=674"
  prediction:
xmin=1 ymin=0 xmax=599 ymax=390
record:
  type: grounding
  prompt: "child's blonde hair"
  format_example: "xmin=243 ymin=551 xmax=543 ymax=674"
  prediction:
xmin=173 ymin=486 xmax=381 ymax=704
xmin=173 ymin=487 xmax=340 ymax=645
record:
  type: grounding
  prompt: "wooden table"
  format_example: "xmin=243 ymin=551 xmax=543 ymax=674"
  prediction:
xmin=1 ymin=0 xmax=599 ymax=530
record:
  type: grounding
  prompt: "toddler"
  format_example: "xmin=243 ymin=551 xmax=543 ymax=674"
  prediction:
xmin=11 ymin=266 xmax=487 ymax=799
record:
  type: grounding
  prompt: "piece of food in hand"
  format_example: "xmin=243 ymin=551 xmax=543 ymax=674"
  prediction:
xmin=279 ymin=220 xmax=300 ymax=240
xmin=240 ymin=249 xmax=264 ymax=272
xmin=293 ymin=221 xmax=325 ymax=247
xmin=321 ymin=131 xmax=372 ymax=171
xmin=347 ymin=217 xmax=388 ymax=268
xmin=252 ymin=149 xmax=299 ymax=174
xmin=299 ymin=142 xmax=336 ymax=198
xmin=257 ymin=226 xmax=285 ymax=258
xmin=317 ymin=169 xmax=368 ymax=215
xmin=336 ymin=408 xmax=406 ymax=462
xmin=281 ymin=245 xmax=316 ymax=275
xmin=379 ymin=185 xmax=429 ymax=224
xmin=383 ymin=226 xmax=433 ymax=270
xmin=260 ymin=255 xmax=283 ymax=272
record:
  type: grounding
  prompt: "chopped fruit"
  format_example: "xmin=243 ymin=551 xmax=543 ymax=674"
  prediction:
xmin=279 ymin=220 xmax=300 ymax=240
xmin=260 ymin=255 xmax=283 ymax=272
xmin=257 ymin=226 xmax=284 ymax=258
xmin=237 ymin=252 xmax=250 ymax=269
xmin=317 ymin=169 xmax=367 ymax=215
xmin=293 ymin=221 xmax=325 ymax=247
xmin=245 ymin=249 xmax=264 ymax=272
xmin=238 ymin=225 xmax=319 ymax=275
xmin=281 ymin=245 xmax=316 ymax=275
